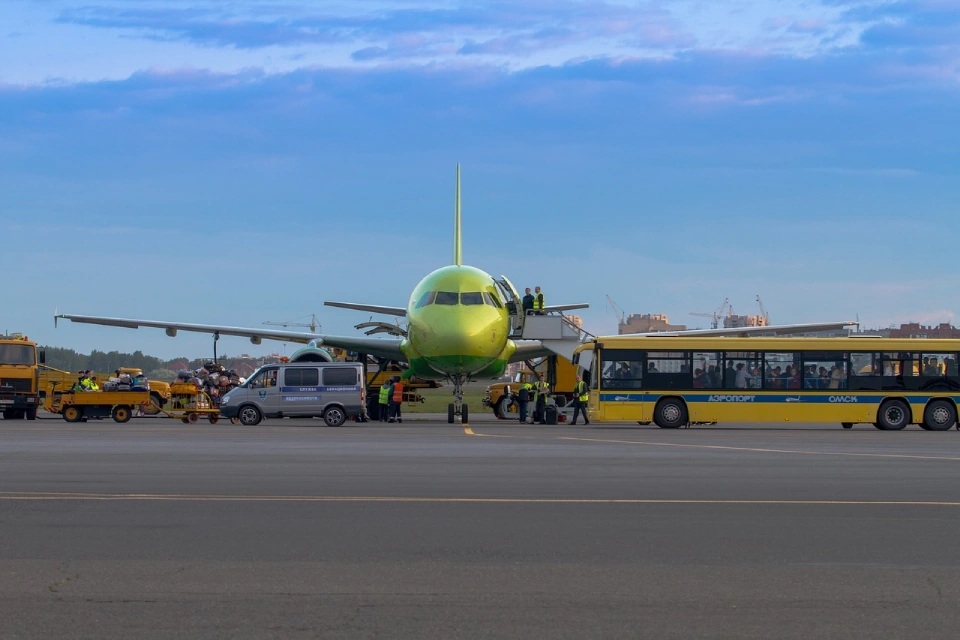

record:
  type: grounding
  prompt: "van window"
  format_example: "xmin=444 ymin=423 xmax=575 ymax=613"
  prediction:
xmin=285 ymin=368 xmax=319 ymax=386
xmin=323 ymin=367 xmax=359 ymax=386
xmin=245 ymin=367 xmax=279 ymax=388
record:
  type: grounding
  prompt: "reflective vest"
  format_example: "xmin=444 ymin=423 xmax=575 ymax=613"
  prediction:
xmin=533 ymin=292 xmax=544 ymax=311
xmin=392 ymin=382 xmax=404 ymax=403
xmin=576 ymin=380 xmax=589 ymax=402
xmin=80 ymin=377 xmax=96 ymax=391
xmin=533 ymin=380 xmax=548 ymax=400
xmin=379 ymin=384 xmax=391 ymax=405
xmin=519 ymin=382 xmax=533 ymax=401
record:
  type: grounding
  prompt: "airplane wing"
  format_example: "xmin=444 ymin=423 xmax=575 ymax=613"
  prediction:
xmin=634 ymin=321 xmax=859 ymax=337
xmin=324 ymin=301 xmax=407 ymax=316
xmin=54 ymin=313 xmax=406 ymax=361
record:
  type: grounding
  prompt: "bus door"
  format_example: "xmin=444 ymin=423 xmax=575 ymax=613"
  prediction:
xmin=597 ymin=349 xmax=647 ymax=421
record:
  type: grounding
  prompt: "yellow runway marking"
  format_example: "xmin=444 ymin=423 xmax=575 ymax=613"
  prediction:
xmin=463 ymin=426 xmax=474 ymax=435
xmin=2 ymin=491 xmax=960 ymax=506
xmin=557 ymin=435 xmax=960 ymax=462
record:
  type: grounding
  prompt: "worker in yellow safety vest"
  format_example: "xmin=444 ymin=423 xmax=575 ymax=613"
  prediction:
xmin=533 ymin=373 xmax=549 ymax=424
xmin=378 ymin=379 xmax=391 ymax=421
xmin=518 ymin=381 xmax=533 ymax=423
xmin=570 ymin=373 xmax=590 ymax=425
xmin=532 ymin=286 xmax=545 ymax=315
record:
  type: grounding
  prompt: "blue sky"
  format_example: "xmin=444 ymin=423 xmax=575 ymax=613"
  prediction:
xmin=2 ymin=0 xmax=958 ymax=359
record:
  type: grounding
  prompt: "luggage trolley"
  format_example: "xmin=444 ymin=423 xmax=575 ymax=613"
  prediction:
xmin=157 ymin=382 xmax=235 ymax=424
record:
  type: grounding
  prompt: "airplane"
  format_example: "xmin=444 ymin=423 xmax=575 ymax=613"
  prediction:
xmin=55 ymin=165 xmax=590 ymax=423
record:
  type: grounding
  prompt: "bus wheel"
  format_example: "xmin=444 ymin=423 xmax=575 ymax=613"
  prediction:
xmin=112 ymin=405 xmax=131 ymax=423
xmin=654 ymin=398 xmax=687 ymax=429
xmin=841 ymin=422 xmax=853 ymax=429
xmin=922 ymin=400 xmax=956 ymax=431
xmin=877 ymin=399 xmax=910 ymax=431
xmin=63 ymin=406 xmax=82 ymax=423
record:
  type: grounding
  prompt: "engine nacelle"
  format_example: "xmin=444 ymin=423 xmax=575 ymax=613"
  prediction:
xmin=250 ymin=336 xmax=262 ymax=345
xmin=165 ymin=327 xmax=178 ymax=337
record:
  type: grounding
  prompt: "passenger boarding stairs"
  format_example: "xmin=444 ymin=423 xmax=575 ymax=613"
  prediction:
xmin=494 ymin=276 xmax=591 ymax=361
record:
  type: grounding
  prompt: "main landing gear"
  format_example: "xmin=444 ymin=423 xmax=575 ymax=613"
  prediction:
xmin=447 ymin=374 xmax=469 ymax=424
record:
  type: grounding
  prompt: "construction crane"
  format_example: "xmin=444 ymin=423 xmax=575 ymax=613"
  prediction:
xmin=605 ymin=294 xmax=626 ymax=325
xmin=755 ymin=295 xmax=769 ymax=325
xmin=263 ymin=314 xmax=320 ymax=333
xmin=690 ymin=298 xmax=729 ymax=329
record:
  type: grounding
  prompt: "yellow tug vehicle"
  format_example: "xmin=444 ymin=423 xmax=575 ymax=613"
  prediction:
xmin=47 ymin=389 xmax=151 ymax=423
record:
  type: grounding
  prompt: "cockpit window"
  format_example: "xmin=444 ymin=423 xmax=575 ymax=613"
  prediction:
xmin=435 ymin=291 xmax=459 ymax=305
xmin=460 ymin=292 xmax=484 ymax=306
xmin=415 ymin=291 xmax=436 ymax=308
xmin=483 ymin=292 xmax=502 ymax=308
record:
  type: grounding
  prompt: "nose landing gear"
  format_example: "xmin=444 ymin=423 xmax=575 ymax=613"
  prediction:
xmin=447 ymin=374 xmax=469 ymax=424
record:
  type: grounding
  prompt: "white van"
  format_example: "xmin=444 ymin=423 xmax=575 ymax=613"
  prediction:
xmin=219 ymin=362 xmax=365 ymax=426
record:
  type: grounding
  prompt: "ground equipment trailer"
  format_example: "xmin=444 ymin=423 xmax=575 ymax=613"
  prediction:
xmin=154 ymin=382 xmax=235 ymax=424
xmin=48 ymin=389 xmax=151 ymax=423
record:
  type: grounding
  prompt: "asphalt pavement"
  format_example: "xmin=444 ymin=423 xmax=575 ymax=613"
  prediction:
xmin=3 ymin=414 xmax=960 ymax=638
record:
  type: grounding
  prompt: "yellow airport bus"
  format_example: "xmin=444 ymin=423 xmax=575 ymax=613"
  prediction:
xmin=572 ymin=336 xmax=960 ymax=430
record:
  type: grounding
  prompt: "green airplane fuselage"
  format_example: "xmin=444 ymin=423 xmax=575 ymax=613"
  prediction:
xmin=400 ymin=265 xmax=516 ymax=380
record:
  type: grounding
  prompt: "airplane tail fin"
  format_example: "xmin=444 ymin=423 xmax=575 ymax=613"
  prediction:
xmin=453 ymin=164 xmax=462 ymax=266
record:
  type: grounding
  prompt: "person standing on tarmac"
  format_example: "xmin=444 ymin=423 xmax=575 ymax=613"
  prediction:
xmin=533 ymin=373 xmax=549 ymax=424
xmin=570 ymin=373 xmax=590 ymax=425
xmin=522 ymin=288 xmax=534 ymax=315
xmin=533 ymin=286 xmax=545 ymax=315
xmin=378 ymin=378 xmax=392 ymax=422
xmin=518 ymin=380 xmax=532 ymax=423
xmin=389 ymin=376 xmax=404 ymax=423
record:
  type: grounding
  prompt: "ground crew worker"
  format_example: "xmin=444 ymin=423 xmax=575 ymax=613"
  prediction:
xmin=532 ymin=286 xmax=545 ymax=315
xmin=533 ymin=373 xmax=549 ymax=424
xmin=388 ymin=376 xmax=404 ymax=423
xmin=378 ymin=378 xmax=391 ymax=421
xmin=521 ymin=288 xmax=534 ymax=315
xmin=571 ymin=373 xmax=590 ymax=425
xmin=518 ymin=380 xmax=532 ymax=423
xmin=79 ymin=371 xmax=97 ymax=391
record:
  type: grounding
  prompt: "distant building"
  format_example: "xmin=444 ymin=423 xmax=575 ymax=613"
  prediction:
xmin=888 ymin=323 xmax=960 ymax=339
xmin=723 ymin=314 xmax=768 ymax=329
xmin=619 ymin=313 xmax=687 ymax=334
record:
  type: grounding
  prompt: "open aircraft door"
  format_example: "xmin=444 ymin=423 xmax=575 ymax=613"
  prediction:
xmin=495 ymin=275 xmax=523 ymax=336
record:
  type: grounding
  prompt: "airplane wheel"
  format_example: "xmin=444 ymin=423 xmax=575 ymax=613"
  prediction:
xmin=462 ymin=404 xmax=469 ymax=424
xmin=447 ymin=403 xmax=455 ymax=424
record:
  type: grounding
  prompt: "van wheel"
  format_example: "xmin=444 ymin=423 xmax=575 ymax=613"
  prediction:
xmin=323 ymin=406 xmax=346 ymax=427
xmin=448 ymin=403 xmax=455 ymax=424
xmin=112 ymin=405 xmax=131 ymax=423
xmin=239 ymin=405 xmax=262 ymax=426
xmin=923 ymin=399 xmax=956 ymax=431
xmin=877 ymin=399 xmax=910 ymax=431
xmin=654 ymin=398 xmax=687 ymax=429
xmin=63 ymin=406 xmax=82 ymax=423
xmin=26 ymin=406 xmax=37 ymax=420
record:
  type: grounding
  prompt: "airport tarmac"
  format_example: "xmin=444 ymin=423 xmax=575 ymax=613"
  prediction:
xmin=3 ymin=416 xmax=960 ymax=639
